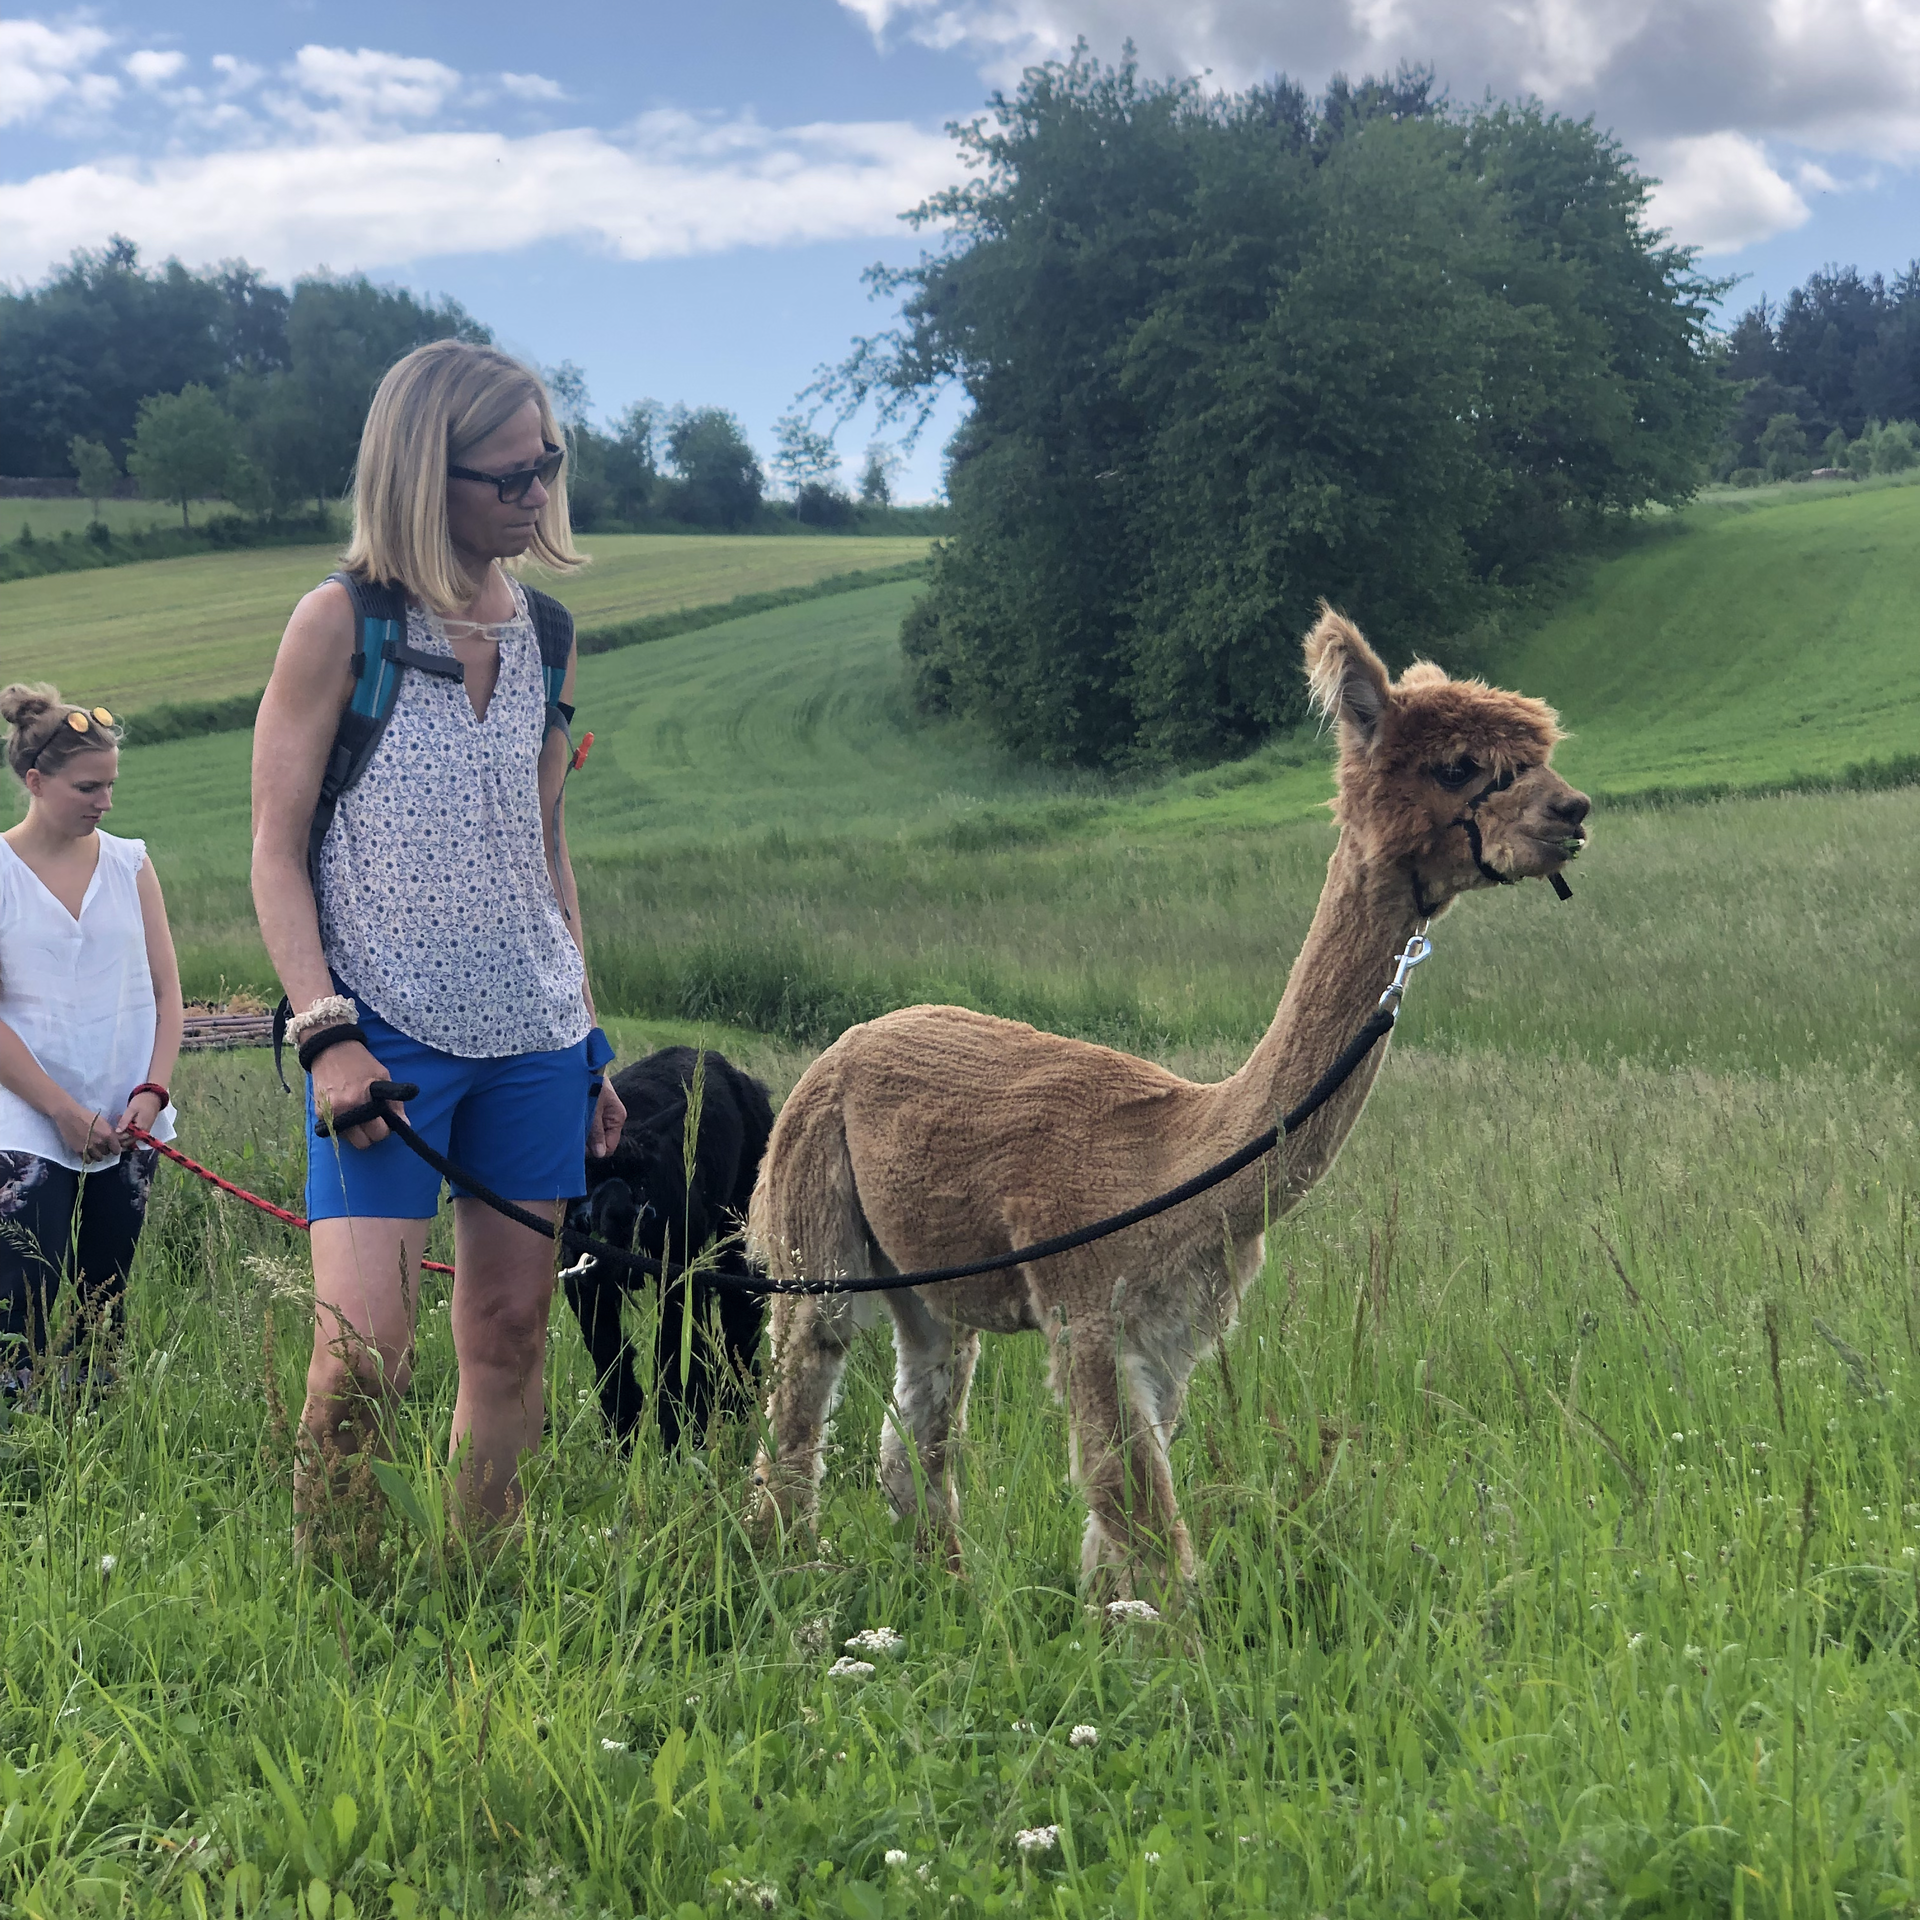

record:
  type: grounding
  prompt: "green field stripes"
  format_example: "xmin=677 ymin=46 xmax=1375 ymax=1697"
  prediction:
xmin=0 ymin=531 xmax=930 ymax=712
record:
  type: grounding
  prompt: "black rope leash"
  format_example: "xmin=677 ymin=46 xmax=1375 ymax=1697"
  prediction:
xmin=314 ymin=933 xmax=1432 ymax=1298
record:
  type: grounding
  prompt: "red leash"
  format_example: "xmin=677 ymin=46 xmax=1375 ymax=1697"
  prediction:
xmin=128 ymin=1126 xmax=456 ymax=1276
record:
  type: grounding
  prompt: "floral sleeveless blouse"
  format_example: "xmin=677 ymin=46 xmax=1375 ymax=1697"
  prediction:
xmin=314 ymin=579 xmax=589 ymax=1059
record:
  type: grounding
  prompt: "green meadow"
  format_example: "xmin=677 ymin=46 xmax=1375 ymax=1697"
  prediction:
xmin=0 ymin=477 xmax=1917 ymax=1915
xmin=0 ymin=533 xmax=928 ymax=715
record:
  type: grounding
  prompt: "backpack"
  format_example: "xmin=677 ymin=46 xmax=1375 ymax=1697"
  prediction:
xmin=306 ymin=570 xmax=575 ymax=880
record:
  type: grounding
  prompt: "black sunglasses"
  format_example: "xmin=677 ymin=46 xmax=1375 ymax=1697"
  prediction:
xmin=447 ymin=441 xmax=565 ymax=505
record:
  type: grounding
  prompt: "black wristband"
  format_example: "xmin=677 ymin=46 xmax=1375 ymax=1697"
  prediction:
xmin=298 ymin=1023 xmax=368 ymax=1073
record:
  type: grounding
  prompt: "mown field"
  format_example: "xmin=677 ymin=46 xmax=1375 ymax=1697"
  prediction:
xmin=0 ymin=533 xmax=929 ymax=715
xmin=1 ymin=479 xmax=1917 ymax=1916
xmin=3 ymin=497 xmax=246 ymax=541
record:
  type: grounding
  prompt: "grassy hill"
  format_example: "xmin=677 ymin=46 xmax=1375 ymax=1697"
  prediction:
xmin=0 ymin=531 xmax=928 ymax=713
xmin=1488 ymin=480 xmax=1920 ymax=797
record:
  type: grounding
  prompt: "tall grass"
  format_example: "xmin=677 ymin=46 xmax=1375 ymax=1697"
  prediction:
xmin=1 ymin=1017 xmax=1912 ymax=1913
xmin=570 ymin=785 xmax=1917 ymax=1076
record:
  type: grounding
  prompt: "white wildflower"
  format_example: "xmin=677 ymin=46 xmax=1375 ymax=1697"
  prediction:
xmin=1069 ymin=1724 xmax=1099 ymax=1748
xmin=1105 ymin=1599 xmax=1160 ymax=1623
xmin=600 ymin=1738 xmax=628 ymax=1753
xmin=844 ymin=1627 xmax=905 ymax=1655
xmin=1627 ymin=1633 xmax=1646 ymax=1651
xmin=1011 ymin=1720 xmax=1034 ymax=1733
xmin=885 ymin=1850 xmax=909 ymax=1868
xmin=1014 ymin=1825 xmax=1060 ymax=1855
xmin=829 ymin=1657 xmax=875 ymax=1680
xmin=1144 ymin=1851 xmax=1161 ymax=1865
xmin=727 ymin=1880 xmax=779 ymax=1911
xmin=98 ymin=1554 xmax=116 ymax=1575
xmin=1671 ymin=1433 xmax=1684 ymax=1444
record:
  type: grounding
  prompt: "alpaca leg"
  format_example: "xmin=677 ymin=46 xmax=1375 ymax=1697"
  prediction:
xmin=878 ymin=1289 xmax=979 ymax=1564
xmin=751 ymin=1291 xmax=860 ymax=1540
xmin=1061 ymin=1319 xmax=1194 ymax=1602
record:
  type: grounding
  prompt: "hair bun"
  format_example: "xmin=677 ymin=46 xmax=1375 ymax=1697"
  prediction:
xmin=0 ymin=682 xmax=61 ymax=731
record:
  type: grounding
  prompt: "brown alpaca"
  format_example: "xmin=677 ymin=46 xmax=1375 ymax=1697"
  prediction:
xmin=746 ymin=609 xmax=1590 ymax=1595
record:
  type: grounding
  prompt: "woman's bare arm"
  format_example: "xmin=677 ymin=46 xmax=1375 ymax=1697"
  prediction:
xmin=118 ymin=855 xmax=184 ymax=1135
xmin=539 ymin=644 xmax=591 ymax=1011
xmin=251 ymin=581 xmax=400 ymax=1147
xmin=538 ymin=645 xmax=623 ymax=1156
xmin=251 ymin=581 xmax=356 ymax=1010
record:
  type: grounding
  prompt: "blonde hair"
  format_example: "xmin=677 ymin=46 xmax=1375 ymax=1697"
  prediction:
xmin=2 ymin=683 xmax=121 ymax=786
xmin=343 ymin=339 xmax=582 ymax=613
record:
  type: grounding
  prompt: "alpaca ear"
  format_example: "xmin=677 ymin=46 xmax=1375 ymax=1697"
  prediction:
xmin=1303 ymin=605 xmax=1391 ymax=750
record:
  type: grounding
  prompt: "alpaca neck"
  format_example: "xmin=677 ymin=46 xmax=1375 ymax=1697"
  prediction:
xmin=1209 ymin=831 xmax=1424 ymax=1193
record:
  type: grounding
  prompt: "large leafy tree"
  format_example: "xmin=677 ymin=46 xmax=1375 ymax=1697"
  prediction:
xmin=837 ymin=54 xmax=1727 ymax=765
xmin=0 ymin=238 xmax=275 ymax=475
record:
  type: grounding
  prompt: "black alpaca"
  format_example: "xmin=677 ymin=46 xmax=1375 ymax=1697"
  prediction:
xmin=563 ymin=1047 xmax=772 ymax=1449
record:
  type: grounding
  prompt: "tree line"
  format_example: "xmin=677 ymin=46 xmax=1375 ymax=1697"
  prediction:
xmin=833 ymin=55 xmax=1727 ymax=767
xmin=1714 ymin=264 xmax=1920 ymax=483
xmin=0 ymin=237 xmax=910 ymax=534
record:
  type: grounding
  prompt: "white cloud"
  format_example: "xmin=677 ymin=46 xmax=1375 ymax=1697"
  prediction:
xmin=284 ymin=44 xmax=462 ymax=124
xmin=125 ymin=49 xmax=188 ymax=89
xmin=498 ymin=71 xmax=566 ymax=103
xmin=841 ymin=0 xmax=1920 ymax=161
xmin=211 ymin=53 xmax=263 ymax=91
xmin=1642 ymin=131 xmax=1811 ymax=253
xmin=0 ymin=115 xmax=958 ymax=282
xmin=0 ymin=17 xmax=112 ymax=126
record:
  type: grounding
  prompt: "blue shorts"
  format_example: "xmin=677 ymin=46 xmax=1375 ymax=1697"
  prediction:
xmin=305 ymin=1002 xmax=613 ymax=1223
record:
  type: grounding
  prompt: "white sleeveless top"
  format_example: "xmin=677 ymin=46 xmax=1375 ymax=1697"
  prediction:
xmin=313 ymin=582 xmax=590 ymax=1059
xmin=0 ymin=831 xmax=176 ymax=1171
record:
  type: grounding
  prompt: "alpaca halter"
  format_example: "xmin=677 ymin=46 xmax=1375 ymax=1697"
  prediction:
xmin=1411 ymin=764 xmax=1575 ymax=917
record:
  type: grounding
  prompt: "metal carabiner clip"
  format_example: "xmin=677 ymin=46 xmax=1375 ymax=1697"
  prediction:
xmin=1377 ymin=929 xmax=1434 ymax=1013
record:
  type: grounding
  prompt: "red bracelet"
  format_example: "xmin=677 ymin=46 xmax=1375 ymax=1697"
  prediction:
xmin=129 ymin=1082 xmax=170 ymax=1108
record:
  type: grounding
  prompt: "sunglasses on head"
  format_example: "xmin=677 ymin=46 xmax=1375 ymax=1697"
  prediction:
xmin=447 ymin=441 xmax=565 ymax=505
xmin=33 ymin=706 xmax=114 ymax=766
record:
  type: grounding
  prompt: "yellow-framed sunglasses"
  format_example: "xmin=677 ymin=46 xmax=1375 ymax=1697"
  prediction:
xmin=65 ymin=706 xmax=115 ymax=732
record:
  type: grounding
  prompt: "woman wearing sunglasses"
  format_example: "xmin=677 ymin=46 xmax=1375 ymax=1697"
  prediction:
xmin=0 ymin=689 xmax=183 ymax=1401
xmin=251 ymin=340 xmax=624 ymax=1545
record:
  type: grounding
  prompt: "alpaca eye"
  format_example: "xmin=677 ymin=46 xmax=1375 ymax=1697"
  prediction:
xmin=1432 ymin=758 xmax=1479 ymax=791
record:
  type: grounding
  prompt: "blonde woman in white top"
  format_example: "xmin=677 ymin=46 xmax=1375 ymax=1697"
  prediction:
xmin=0 ymin=685 xmax=182 ymax=1397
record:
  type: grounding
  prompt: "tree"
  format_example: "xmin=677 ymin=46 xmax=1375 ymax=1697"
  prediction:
xmin=1757 ymin=411 xmax=1809 ymax=481
xmin=0 ymin=237 xmax=292 ymax=476
xmin=832 ymin=51 xmax=1727 ymax=765
xmin=773 ymin=413 xmax=841 ymax=493
xmin=223 ymin=450 xmax=273 ymax=517
xmin=68 ymin=435 xmax=118 ymax=521
xmin=604 ymin=400 xmax=662 ymax=521
xmin=662 ymin=407 xmax=764 ymax=528
xmin=546 ymin=360 xmax=593 ymax=431
xmin=126 ymin=384 xmax=237 ymax=528
xmin=858 ymin=441 xmax=901 ymax=506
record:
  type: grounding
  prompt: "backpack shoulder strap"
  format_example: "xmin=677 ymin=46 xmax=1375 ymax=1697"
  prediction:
xmin=521 ymin=585 xmax=576 ymax=738
xmin=308 ymin=573 xmax=461 ymax=879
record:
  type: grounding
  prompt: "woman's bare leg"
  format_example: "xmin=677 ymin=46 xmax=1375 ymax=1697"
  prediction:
xmin=448 ymin=1196 xmax=559 ymax=1527
xmin=298 ymin=1215 xmax=430 ymax=1543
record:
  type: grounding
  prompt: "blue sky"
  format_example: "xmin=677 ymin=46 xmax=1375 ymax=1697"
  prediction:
xmin=5 ymin=0 xmax=1919 ymax=498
